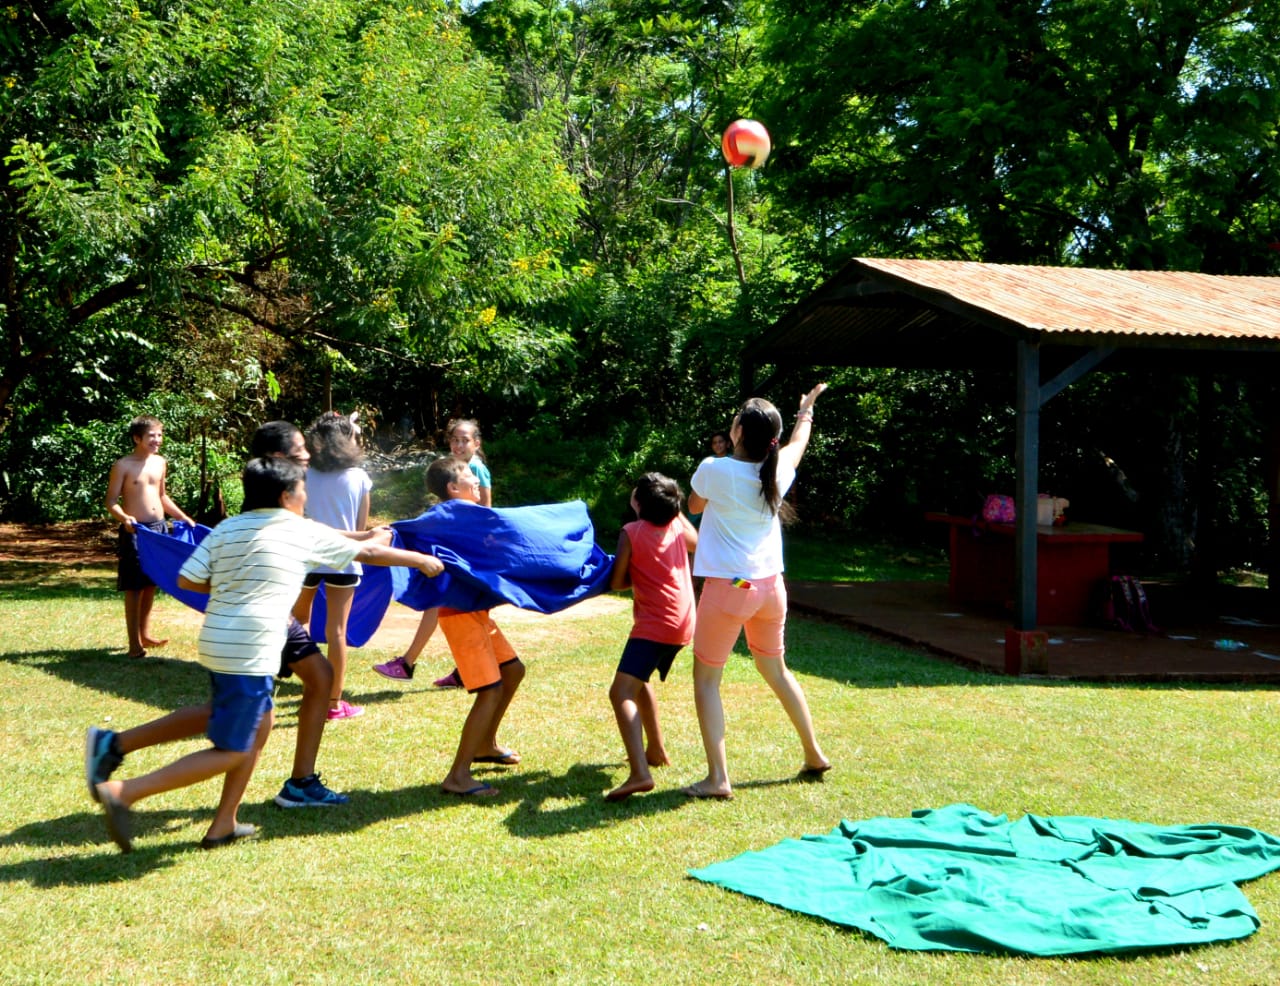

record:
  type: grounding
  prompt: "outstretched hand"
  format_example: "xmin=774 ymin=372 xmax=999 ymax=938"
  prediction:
xmin=418 ymin=555 xmax=446 ymax=578
xmin=800 ymin=383 xmax=827 ymax=412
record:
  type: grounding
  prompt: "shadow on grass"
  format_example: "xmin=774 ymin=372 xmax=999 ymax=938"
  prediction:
xmin=0 ymin=760 xmax=824 ymax=884
xmin=2 ymin=647 xmax=209 ymax=707
xmin=0 ymin=566 xmax=117 ymax=602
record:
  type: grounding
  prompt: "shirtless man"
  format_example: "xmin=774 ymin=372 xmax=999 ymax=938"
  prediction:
xmin=103 ymin=415 xmax=193 ymax=658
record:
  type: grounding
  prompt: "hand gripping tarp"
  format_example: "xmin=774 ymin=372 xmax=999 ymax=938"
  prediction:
xmin=689 ymin=803 xmax=1280 ymax=955
xmin=134 ymin=500 xmax=614 ymax=647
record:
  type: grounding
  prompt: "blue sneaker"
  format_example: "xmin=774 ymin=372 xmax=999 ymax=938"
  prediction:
xmin=85 ymin=727 xmax=123 ymax=803
xmin=274 ymin=773 xmax=350 ymax=808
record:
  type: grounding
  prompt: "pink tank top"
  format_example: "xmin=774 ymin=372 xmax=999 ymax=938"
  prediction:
xmin=623 ymin=519 xmax=695 ymax=646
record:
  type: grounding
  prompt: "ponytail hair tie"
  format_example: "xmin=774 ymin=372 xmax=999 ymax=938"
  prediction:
xmin=768 ymin=437 xmax=779 ymax=451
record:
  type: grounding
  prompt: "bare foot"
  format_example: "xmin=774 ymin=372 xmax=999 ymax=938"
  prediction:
xmin=605 ymin=776 xmax=655 ymax=802
xmin=681 ymin=781 xmax=733 ymax=800
xmin=645 ymin=748 xmax=671 ymax=767
xmin=141 ymin=636 xmax=169 ymax=649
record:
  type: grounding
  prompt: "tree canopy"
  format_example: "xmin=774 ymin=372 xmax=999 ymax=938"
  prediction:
xmin=2 ymin=0 xmax=581 ymax=439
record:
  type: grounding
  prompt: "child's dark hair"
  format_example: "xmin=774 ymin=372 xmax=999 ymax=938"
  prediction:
xmin=128 ymin=415 xmax=162 ymax=440
xmin=736 ymin=397 xmax=786 ymax=515
xmin=426 ymin=455 xmax=471 ymax=501
xmin=633 ymin=472 xmax=682 ymax=525
xmin=306 ymin=412 xmax=364 ymax=472
xmin=250 ymin=421 xmax=300 ymax=458
xmin=242 ymin=457 xmax=304 ymax=510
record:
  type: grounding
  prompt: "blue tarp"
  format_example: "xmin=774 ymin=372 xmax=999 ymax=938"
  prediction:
xmin=134 ymin=501 xmax=614 ymax=647
xmin=688 ymin=803 xmax=1280 ymax=955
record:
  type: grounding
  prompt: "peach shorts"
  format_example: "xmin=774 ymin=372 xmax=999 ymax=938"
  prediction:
xmin=438 ymin=609 xmax=518 ymax=692
xmin=692 ymin=574 xmax=787 ymax=668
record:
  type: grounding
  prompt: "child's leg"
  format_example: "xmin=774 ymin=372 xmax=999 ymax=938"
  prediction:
xmin=743 ymin=578 xmax=829 ymax=772
xmin=205 ymin=708 xmax=274 ymax=841
xmin=690 ymin=658 xmax=732 ymax=796
xmin=123 ymin=589 xmax=145 ymax=656
xmin=288 ymin=652 xmax=333 ymax=780
xmin=442 ymin=687 xmax=503 ymax=795
xmin=606 ymin=671 xmax=656 ymax=802
xmin=291 ymin=584 xmax=319 ymax=626
xmin=403 ymin=608 xmax=439 ymax=668
xmin=97 ymin=747 xmax=247 ymax=808
xmin=135 ymin=585 xmax=167 ymax=649
xmin=323 ymin=584 xmax=356 ymax=707
xmin=753 ymin=654 xmax=829 ymax=772
xmin=636 ymin=683 xmax=671 ymax=767
xmin=116 ymin=704 xmax=211 ymax=754
xmin=685 ymin=582 xmax=743 ymax=798
xmin=477 ymin=658 xmax=524 ymax=758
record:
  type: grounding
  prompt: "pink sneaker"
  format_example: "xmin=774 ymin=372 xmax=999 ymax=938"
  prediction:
xmin=433 ymin=668 xmax=463 ymax=689
xmin=373 ymin=656 xmax=415 ymax=681
xmin=326 ymin=699 xmax=365 ymax=721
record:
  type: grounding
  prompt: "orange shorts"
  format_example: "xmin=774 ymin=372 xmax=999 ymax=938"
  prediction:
xmin=692 ymin=574 xmax=787 ymax=668
xmin=438 ymin=609 xmax=517 ymax=692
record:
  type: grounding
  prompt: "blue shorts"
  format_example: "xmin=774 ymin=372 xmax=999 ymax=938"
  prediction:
xmin=617 ymin=637 xmax=684 ymax=683
xmin=207 ymin=672 xmax=274 ymax=753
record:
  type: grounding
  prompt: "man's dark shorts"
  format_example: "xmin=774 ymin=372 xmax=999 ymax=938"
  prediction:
xmin=277 ymin=616 xmax=322 ymax=680
xmin=116 ymin=520 xmax=168 ymax=591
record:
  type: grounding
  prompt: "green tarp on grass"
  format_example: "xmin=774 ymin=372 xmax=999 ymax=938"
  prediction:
xmin=688 ymin=804 xmax=1280 ymax=955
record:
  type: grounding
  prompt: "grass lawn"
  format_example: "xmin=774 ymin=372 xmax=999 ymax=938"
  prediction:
xmin=3 ymin=550 xmax=1280 ymax=984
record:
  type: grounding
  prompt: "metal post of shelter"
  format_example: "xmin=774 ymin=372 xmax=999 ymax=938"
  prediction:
xmin=1014 ymin=340 xmax=1040 ymax=631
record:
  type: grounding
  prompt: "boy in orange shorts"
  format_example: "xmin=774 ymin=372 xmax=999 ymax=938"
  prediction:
xmin=424 ymin=456 xmax=526 ymax=797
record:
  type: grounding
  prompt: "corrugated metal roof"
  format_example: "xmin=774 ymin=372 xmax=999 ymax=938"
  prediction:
xmin=855 ymin=259 xmax=1280 ymax=340
xmin=746 ymin=259 xmax=1280 ymax=373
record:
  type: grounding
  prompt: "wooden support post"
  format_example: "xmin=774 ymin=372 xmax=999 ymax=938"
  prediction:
xmin=1004 ymin=628 xmax=1048 ymax=675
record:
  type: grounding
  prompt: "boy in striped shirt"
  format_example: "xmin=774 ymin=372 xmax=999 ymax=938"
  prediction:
xmin=88 ymin=457 xmax=443 ymax=853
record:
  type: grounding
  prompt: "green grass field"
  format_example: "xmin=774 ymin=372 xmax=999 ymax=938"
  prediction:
xmin=3 ymin=551 xmax=1280 ymax=985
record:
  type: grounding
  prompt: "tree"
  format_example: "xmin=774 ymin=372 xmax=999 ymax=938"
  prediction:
xmin=1 ymin=0 xmax=583 ymax=443
xmin=759 ymin=0 xmax=1280 ymax=274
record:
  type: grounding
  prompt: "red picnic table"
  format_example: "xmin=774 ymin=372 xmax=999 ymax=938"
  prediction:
xmin=925 ymin=513 xmax=1144 ymax=626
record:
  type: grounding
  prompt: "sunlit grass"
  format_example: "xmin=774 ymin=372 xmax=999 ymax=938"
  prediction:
xmin=3 ymin=560 xmax=1280 ymax=984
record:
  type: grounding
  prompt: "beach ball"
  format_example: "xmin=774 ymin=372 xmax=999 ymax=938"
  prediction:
xmin=721 ymin=119 xmax=771 ymax=169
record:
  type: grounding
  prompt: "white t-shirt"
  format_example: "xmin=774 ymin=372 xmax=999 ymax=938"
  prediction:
xmin=179 ymin=509 xmax=362 ymax=675
xmin=304 ymin=466 xmax=373 ymax=575
xmin=690 ymin=455 xmax=796 ymax=579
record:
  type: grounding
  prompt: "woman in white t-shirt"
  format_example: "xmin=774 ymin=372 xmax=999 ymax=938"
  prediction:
xmin=682 ymin=384 xmax=831 ymax=800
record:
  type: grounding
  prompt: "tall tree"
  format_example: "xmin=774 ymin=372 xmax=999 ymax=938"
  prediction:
xmin=759 ymin=0 xmax=1280 ymax=273
xmin=465 ymin=0 xmax=799 ymax=433
xmin=1 ymin=0 xmax=582 ymax=439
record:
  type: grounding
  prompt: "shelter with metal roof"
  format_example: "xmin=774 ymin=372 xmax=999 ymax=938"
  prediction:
xmin=743 ymin=259 xmax=1280 ymax=668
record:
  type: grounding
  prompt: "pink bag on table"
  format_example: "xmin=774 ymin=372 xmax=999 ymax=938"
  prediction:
xmin=982 ymin=495 xmax=1016 ymax=524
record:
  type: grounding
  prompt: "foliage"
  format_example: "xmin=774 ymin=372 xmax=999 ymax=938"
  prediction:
xmin=1 ymin=0 xmax=582 ymax=444
xmin=4 ymin=391 xmax=243 ymax=523
xmin=759 ymin=0 xmax=1280 ymax=273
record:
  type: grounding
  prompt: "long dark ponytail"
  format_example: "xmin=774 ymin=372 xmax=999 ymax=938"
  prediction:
xmin=736 ymin=398 xmax=785 ymax=515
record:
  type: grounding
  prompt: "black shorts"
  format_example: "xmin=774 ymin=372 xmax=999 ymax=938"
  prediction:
xmin=116 ymin=520 xmax=168 ymax=591
xmin=616 ymin=637 xmax=684 ymax=683
xmin=277 ymin=616 xmax=322 ymax=679
xmin=301 ymin=572 xmax=361 ymax=589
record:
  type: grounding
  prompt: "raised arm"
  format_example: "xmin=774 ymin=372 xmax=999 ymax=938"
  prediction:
xmin=777 ymin=383 xmax=827 ymax=472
